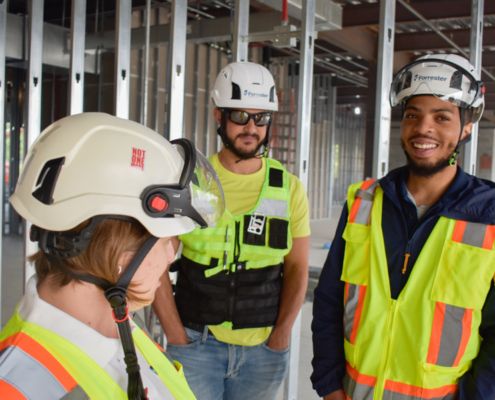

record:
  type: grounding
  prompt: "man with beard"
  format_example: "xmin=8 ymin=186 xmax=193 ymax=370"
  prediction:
xmin=312 ymin=54 xmax=495 ymax=400
xmin=153 ymin=61 xmax=310 ymax=399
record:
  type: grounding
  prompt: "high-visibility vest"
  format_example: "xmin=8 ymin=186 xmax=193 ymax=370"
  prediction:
xmin=342 ymin=179 xmax=495 ymax=400
xmin=176 ymin=158 xmax=292 ymax=329
xmin=0 ymin=311 xmax=197 ymax=400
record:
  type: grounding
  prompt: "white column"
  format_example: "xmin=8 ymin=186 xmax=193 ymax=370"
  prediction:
xmin=114 ymin=0 xmax=132 ymax=119
xmin=69 ymin=0 xmax=87 ymax=115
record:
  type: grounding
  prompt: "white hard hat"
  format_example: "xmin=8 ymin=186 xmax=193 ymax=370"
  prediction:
xmin=10 ymin=113 xmax=224 ymax=238
xmin=211 ymin=61 xmax=278 ymax=111
xmin=390 ymin=54 xmax=485 ymax=123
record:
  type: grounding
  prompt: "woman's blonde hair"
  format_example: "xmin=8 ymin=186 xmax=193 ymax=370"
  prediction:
xmin=29 ymin=219 xmax=152 ymax=302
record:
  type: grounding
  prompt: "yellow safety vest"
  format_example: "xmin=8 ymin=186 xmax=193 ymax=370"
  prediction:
xmin=342 ymin=179 xmax=495 ymax=400
xmin=0 ymin=310 xmax=197 ymax=399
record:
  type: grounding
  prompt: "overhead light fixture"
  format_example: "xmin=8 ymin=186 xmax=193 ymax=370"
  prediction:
xmin=354 ymin=107 xmax=361 ymax=115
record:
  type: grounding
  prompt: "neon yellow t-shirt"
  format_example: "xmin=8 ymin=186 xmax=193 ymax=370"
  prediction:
xmin=206 ymin=153 xmax=310 ymax=346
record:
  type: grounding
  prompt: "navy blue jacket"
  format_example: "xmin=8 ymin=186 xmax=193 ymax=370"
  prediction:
xmin=311 ymin=166 xmax=495 ymax=399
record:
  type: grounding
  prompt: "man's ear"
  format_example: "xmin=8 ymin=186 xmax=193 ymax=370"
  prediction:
xmin=461 ymin=122 xmax=473 ymax=141
xmin=213 ymin=108 xmax=222 ymax=125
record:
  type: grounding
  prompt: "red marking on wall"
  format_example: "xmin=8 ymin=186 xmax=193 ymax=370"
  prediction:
xmin=131 ymin=147 xmax=146 ymax=171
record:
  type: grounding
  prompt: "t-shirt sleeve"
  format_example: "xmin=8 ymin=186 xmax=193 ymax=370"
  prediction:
xmin=288 ymin=173 xmax=311 ymax=238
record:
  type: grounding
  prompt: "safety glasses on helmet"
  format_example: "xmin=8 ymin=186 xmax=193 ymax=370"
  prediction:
xmin=141 ymin=138 xmax=225 ymax=228
xmin=223 ymin=109 xmax=272 ymax=127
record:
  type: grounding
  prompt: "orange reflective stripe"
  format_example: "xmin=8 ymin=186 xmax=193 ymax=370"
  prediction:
xmin=0 ymin=380 xmax=27 ymax=399
xmin=346 ymin=361 xmax=377 ymax=387
xmin=0 ymin=332 xmax=78 ymax=392
xmin=349 ymin=180 xmax=375 ymax=223
xmin=451 ymin=221 xmax=466 ymax=243
xmin=482 ymin=225 xmax=495 ymax=250
xmin=426 ymin=302 xmax=445 ymax=365
xmin=453 ymin=308 xmax=473 ymax=367
xmin=350 ymin=286 xmax=367 ymax=345
xmin=384 ymin=379 xmax=457 ymax=398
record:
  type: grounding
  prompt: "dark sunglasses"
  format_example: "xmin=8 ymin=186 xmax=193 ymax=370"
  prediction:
xmin=223 ymin=109 xmax=273 ymax=127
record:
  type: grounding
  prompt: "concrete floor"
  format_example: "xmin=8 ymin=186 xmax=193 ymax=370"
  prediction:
xmin=0 ymin=207 xmax=343 ymax=400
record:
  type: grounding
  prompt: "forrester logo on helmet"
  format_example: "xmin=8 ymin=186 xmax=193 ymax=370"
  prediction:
xmin=243 ymin=89 xmax=268 ymax=99
xmin=413 ymin=74 xmax=448 ymax=82
xmin=131 ymin=147 xmax=146 ymax=171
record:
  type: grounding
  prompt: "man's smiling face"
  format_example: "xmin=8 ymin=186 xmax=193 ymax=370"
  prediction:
xmin=400 ymin=95 xmax=472 ymax=177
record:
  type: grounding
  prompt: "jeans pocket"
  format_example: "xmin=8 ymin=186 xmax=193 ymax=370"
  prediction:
xmin=166 ymin=327 xmax=202 ymax=349
xmin=261 ymin=342 xmax=290 ymax=355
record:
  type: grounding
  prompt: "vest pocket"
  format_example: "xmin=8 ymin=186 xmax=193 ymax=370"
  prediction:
xmin=418 ymin=361 xmax=470 ymax=394
xmin=431 ymin=239 xmax=495 ymax=310
xmin=342 ymin=223 xmax=370 ymax=286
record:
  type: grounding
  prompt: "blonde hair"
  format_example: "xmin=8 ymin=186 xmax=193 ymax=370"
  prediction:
xmin=29 ymin=219 xmax=152 ymax=302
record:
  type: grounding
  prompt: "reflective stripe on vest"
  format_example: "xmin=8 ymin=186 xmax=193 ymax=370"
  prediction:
xmin=382 ymin=380 xmax=457 ymax=400
xmin=0 ymin=332 xmax=88 ymax=400
xmin=344 ymin=283 xmax=367 ymax=345
xmin=343 ymin=363 xmax=375 ymax=400
xmin=343 ymin=179 xmax=376 ymax=346
xmin=348 ymin=179 xmax=378 ymax=225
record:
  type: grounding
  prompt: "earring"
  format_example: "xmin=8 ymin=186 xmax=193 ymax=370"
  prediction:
xmin=118 ymin=265 xmax=122 ymax=274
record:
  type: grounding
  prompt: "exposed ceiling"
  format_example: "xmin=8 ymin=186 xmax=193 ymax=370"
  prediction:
xmin=6 ymin=0 xmax=495 ymax=120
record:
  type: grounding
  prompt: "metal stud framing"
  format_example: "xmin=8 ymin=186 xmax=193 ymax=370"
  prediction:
xmin=167 ymin=0 xmax=188 ymax=140
xmin=0 ymin=0 xmax=7 ymax=322
xmin=141 ymin=0 xmax=151 ymax=127
xmin=114 ymin=0 xmax=132 ymax=119
xmin=295 ymin=0 xmax=315 ymax=189
xmin=69 ymin=0 xmax=87 ymax=115
xmin=232 ymin=0 xmax=249 ymax=62
xmin=372 ymin=0 xmax=395 ymax=179
xmin=463 ymin=0 xmax=484 ymax=175
xmin=25 ymin=0 xmax=45 ymax=285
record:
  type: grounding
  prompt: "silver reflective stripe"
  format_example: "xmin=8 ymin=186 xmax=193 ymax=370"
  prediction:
xmin=0 ymin=346 xmax=67 ymax=400
xmin=60 ymin=385 xmax=89 ymax=400
xmin=461 ymin=221 xmax=487 ymax=248
xmin=383 ymin=389 xmax=455 ymax=400
xmin=437 ymin=304 xmax=466 ymax=367
xmin=344 ymin=284 xmax=360 ymax=342
xmin=354 ymin=181 xmax=378 ymax=225
xmin=254 ymin=198 xmax=287 ymax=219
xmin=343 ymin=371 xmax=374 ymax=400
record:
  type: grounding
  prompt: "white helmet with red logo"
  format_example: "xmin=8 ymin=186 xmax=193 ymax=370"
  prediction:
xmin=10 ymin=112 xmax=224 ymax=238
xmin=211 ymin=61 xmax=278 ymax=111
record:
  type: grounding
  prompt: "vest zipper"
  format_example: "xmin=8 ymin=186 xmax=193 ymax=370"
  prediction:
xmin=375 ymin=299 xmax=398 ymax=399
xmin=402 ymin=241 xmax=411 ymax=274
xmin=228 ymin=221 xmax=241 ymax=321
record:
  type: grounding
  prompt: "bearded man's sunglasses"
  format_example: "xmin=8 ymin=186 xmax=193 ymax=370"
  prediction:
xmin=223 ymin=109 xmax=273 ymax=127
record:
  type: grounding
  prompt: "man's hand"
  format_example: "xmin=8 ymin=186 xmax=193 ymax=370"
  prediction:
xmin=323 ymin=389 xmax=346 ymax=400
xmin=266 ymin=326 xmax=290 ymax=351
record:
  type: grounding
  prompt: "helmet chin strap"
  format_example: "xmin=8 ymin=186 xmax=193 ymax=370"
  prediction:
xmin=449 ymin=107 xmax=468 ymax=166
xmin=45 ymin=236 xmax=159 ymax=400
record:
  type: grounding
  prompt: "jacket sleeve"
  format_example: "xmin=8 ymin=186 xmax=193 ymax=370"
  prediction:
xmin=311 ymin=204 xmax=348 ymax=397
xmin=457 ymin=285 xmax=495 ymax=400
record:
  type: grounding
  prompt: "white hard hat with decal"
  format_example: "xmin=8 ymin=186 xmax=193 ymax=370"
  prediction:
xmin=10 ymin=112 xmax=224 ymax=238
xmin=211 ymin=61 xmax=278 ymax=111
xmin=390 ymin=54 xmax=485 ymax=123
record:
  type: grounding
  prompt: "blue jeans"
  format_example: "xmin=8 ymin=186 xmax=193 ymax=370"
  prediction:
xmin=166 ymin=327 xmax=290 ymax=400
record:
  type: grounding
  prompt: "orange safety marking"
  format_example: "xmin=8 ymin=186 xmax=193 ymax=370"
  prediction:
xmin=384 ymin=379 xmax=457 ymax=398
xmin=345 ymin=361 xmax=377 ymax=387
xmin=0 ymin=380 xmax=28 ymax=400
xmin=453 ymin=309 xmax=473 ymax=367
xmin=349 ymin=180 xmax=375 ymax=223
xmin=426 ymin=302 xmax=446 ymax=365
xmin=0 ymin=332 xmax=78 ymax=392
xmin=482 ymin=225 xmax=495 ymax=250
xmin=452 ymin=221 xmax=467 ymax=243
xmin=142 ymin=329 xmax=167 ymax=353
xmin=350 ymin=286 xmax=367 ymax=345
xmin=402 ymin=253 xmax=410 ymax=275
